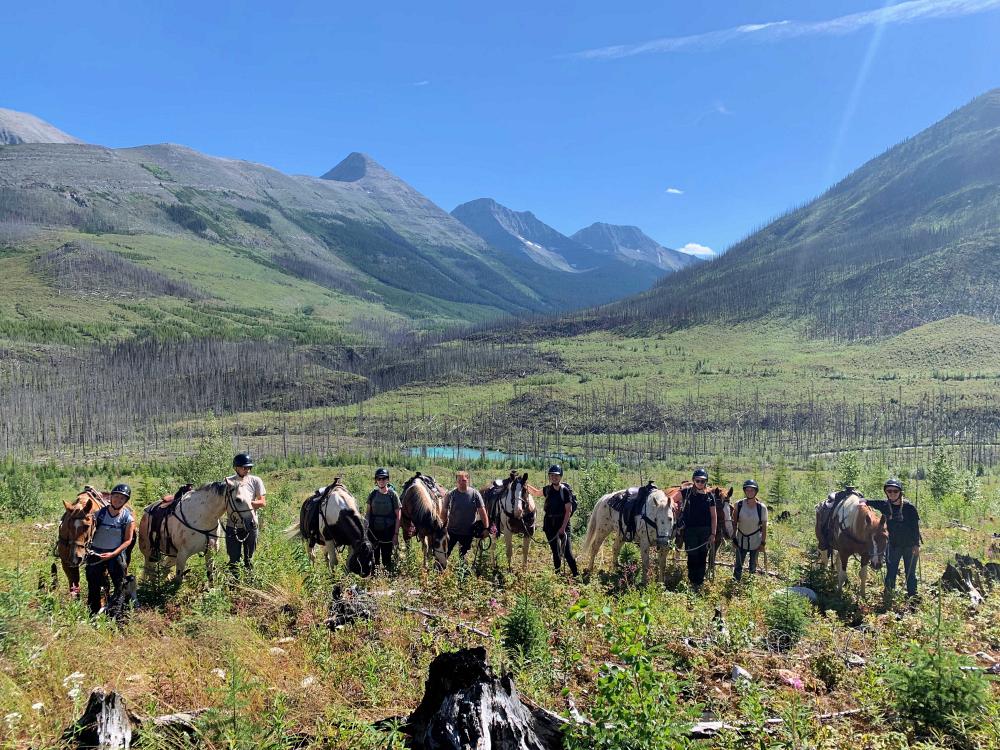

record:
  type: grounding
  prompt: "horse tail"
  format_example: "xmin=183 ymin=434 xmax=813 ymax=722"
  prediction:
xmin=579 ymin=496 xmax=604 ymax=559
xmin=282 ymin=522 xmax=303 ymax=541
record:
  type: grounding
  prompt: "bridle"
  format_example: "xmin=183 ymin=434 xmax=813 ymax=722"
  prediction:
xmin=171 ymin=481 xmax=253 ymax=549
xmin=639 ymin=491 xmax=674 ymax=548
xmin=56 ymin=489 xmax=107 ymax=564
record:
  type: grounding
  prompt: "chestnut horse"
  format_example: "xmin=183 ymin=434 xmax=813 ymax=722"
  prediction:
xmin=815 ymin=490 xmax=888 ymax=597
xmin=399 ymin=473 xmax=449 ymax=570
xmin=55 ymin=486 xmax=108 ymax=595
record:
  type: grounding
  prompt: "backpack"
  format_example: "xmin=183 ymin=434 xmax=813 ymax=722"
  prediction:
xmin=545 ymin=483 xmax=578 ymax=516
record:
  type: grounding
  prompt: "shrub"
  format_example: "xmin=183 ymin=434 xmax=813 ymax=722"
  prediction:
xmin=887 ymin=642 xmax=990 ymax=736
xmin=837 ymin=452 xmax=861 ymax=488
xmin=500 ymin=595 xmax=546 ymax=660
xmin=764 ymin=592 xmax=811 ymax=649
xmin=577 ymin=457 xmax=620 ymax=525
xmin=0 ymin=466 xmax=43 ymax=520
xmin=928 ymin=452 xmax=955 ymax=503
xmin=810 ymin=651 xmax=845 ymax=691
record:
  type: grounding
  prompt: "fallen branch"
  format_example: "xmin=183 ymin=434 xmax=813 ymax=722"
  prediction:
xmin=399 ymin=605 xmax=491 ymax=638
xmin=689 ymin=708 xmax=862 ymax=739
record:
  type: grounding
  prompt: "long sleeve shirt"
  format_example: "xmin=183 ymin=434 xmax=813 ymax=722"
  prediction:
xmin=865 ymin=498 xmax=922 ymax=547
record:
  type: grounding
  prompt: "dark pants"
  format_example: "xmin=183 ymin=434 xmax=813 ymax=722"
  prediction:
xmin=368 ymin=526 xmax=396 ymax=571
xmin=733 ymin=546 xmax=759 ymax=581
xmin=884 ymin=544 xmax=918 ymax=598
xmin=684 ymin=526 xmax=711 ymax=589
xmin=225 ymin=525 xmax=258 ymax=571
xmin=447 ymin=532 xmax=474 ymax=558
xmin=86 ymin=552 xmax=126 ymax=615
xmin=543 ymin=516 xmax=577 ymax=575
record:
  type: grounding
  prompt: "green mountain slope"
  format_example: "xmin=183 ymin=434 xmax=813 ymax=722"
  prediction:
xmin=591 ymin=89 xmax=1000 ymax=338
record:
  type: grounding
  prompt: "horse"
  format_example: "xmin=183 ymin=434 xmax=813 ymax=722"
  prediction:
xmin=137 ymin=478 xmax=255 ymax=583
xmin=580 ymin=483 xmax=675 ymax=586
xmin=55 ymin=486 xmax=109 ymax=595
xmin=667 ymin=484 xmax=735 ymax=575
xmin=284 ymin=479 xmax=372 ymax=574
xmin=480 ymin=471 xmax=538 ymax=570
xmin=399 ymin=473 xmax=450 ymax=570
xmin=815 ymin=490 xmax=888 ymax=597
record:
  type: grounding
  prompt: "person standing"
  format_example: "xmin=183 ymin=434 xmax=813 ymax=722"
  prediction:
xmin=732 ymin=480 xmax=767 ymax=581
xmin=542 ymin=464 xmax=578 ymax=577
xmin=86 ymin=483 xmax=135 ymax=616
xmin=225 ymin=453 xmax=267 ymax=574
xmin=680 ymin=468 xmax=717 ymax=590
xmin=366 ymin=467 xmax=401 ymax=572
xmin=866 ymin=478 xmax=922 ymax=603
xmin=445 ymin=471 xmax=489 ymax=559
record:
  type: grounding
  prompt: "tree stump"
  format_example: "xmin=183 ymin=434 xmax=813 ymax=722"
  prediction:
xmin=62 ymin=689 xmax=134 ymax=749
xmin=406 ymin=647 xmax=564 ymax=750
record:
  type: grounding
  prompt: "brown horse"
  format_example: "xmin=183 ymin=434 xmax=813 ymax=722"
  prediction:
xmin=55 ymin=487 xmax=109 ymax=595
xmin=400 ymin=473 xmax=449 ymax=569
xmin=667 ymin=483 xmax=735 ymax=574
xmin=815 ymin=490 xmax=888 ymax=597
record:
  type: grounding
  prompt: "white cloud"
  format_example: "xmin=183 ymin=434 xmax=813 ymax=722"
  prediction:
xmin=678 ymin=242 xmax=715 ymax=257
xmin=413 ymin=80 xmax=430 ymax=87
xmin=570 ymin=0 xmax=1000 ymax=60
xmin=665 ymin=187 xmax=684 ymax=195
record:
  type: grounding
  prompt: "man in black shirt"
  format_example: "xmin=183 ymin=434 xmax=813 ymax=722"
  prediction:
xmin=542 ymin=464 xmax=578 ymax=577
xmin=866 ymin=478 xmax=922 ymax=602
xmin=680 ymin=468 xmax=717 ymax=590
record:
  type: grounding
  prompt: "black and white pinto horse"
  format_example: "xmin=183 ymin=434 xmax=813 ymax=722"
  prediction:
xmin=481 ymin=471 xmax=537 ymax=570
xmin=285 ymin=479 xmax=372 ymax=575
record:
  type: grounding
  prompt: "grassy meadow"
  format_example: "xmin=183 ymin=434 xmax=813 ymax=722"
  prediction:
xmin=1 ymin=445 xmax=999 ymax=749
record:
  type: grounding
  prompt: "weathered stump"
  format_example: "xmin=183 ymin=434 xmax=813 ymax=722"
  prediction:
xmin=406 ymin=647 xmax=564 ymax=750
xmin=62 ymin=689 xmax=133 ymax=749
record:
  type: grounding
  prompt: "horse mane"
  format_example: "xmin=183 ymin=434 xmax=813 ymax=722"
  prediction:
xmin=404 ymin=478 xmax=446 ymax=535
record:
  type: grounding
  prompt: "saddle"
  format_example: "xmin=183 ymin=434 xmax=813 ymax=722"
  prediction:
xmin=301 ymin=480 xmax=365 ymax=549
xmin=146 ymin=487 xmax=189 ymax=561
xmin=403 ymin=472 xmax=442 ymax=498
xmin=816 ymin=488 xmax=863 ymax=551
xmin=609 ymin=481 xmax=657 ymax=541
xmin=483 ymin=480 xmax=535 ymax=536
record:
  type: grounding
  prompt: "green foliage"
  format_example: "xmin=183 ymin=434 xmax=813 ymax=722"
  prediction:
xmin=139 ymin=162 xmax=174 ymax=181
xmin=806 ymin=456 xmax=826 ymax=492
xmin=810 ymin=650 xmax=845 ymax=691
xmin=795 ymin=562 xmax=862 ymax=625
xmin=0 ymin=465 xmax=42 ymax=520
xmin=767 ymin=457 xmax=789 ymax=504
xmin=928 ymin=451 xmax=956 ymax=503
xmin=960 ymin=471 xmax=982 ymax=505
xmin=566 ymin=598 xmax=695 ymax=750
xmin=764 ymin=592 xmax=811 ymax=648
xmin=886 ymin=642 xmax=990 ymax=737
xmin=236 ymin=208 xmax=272 ymax=229
xmin=709 ymin=456 xmax=727 ymax=488
xmin=577 ymin=456 xmax=620 ymax=525
xmin=837 ymin=452 xmax=861 ymax=489
xmin=177 ymin=422 xmax=233 ymax=484
xmin=500 ymin=595 xmax=547 ymax=660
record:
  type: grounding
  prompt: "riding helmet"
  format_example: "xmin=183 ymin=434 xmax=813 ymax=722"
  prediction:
xmin=883 ymin=478 xmax=903 ymax=492
xmin=548 ymin=464 xmax=564 ymax=476
xmin=692 ymin=468 xmax=709 ymax=481
xmin=232 ymin=452 xmax=254 ymax=469
xmin=742 ymin=479 xmax=759 ymax=491
xmin=111 ymin=483 xmax=132 ymax=499
xmin=375 ymin=467 xmax=390 ymax=480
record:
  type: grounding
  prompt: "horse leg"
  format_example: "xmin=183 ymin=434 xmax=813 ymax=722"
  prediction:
xmin=611 ymin=535 xmax=624 ymax=569
xmin=175 ymin=551 xmax=191 ymax=582
xmin=837 ymin=552 xmax=847 ymax=591
xmin=859 ymin=563 xmax=868 ymax=599
xmin=657 ymin=545 xmax=667 ymax=586
xmin=640 ymin=542 xmax=650 ymax=587
xmin=707 ymin=540 xmax=717 ymax=579
xmin=304 ymin=539 xmax=315 ymax=566
xmin=326 ymin=541 xmax=339 ymax=573
xmin=63 ymin=560 xmax=80 ymax=596
xmin=585 ymin=528 xmax=612 ymax=575
xmin=505 ymin=529 xmax=514 ymax=570
xmin=521 ymin=535 xmax=530 ymax=571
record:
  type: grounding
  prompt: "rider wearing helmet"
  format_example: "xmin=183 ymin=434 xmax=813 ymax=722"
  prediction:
xmin=85 ymin=483 xmax=136 ymax=616
xmin=680 ymin=468 xmax=717 ymax=590
xmin=732 ymin=479 xmax=767 ymax=581
xmin=366 ymin=468 xmax=401 ymax=572
xmin=225 ymin=453 xmax=267 ymax=573
xmin=866 ymin=478 xmax=922 ymax=603
xmin=542 ymin=464 xmax=578 ymax=577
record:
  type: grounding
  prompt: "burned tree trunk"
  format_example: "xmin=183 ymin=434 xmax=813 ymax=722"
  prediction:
xmin=62 ymin=689 xmax=133 ymax=749
xmin=406 ymin=647 xmax=564 ymax=750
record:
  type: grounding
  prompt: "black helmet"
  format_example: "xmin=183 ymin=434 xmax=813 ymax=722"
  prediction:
xmin=692 ymin=468 xmax=709 ymax=481
xmin=374 ymin=467 xmax=390 ymax=480
xmin=111 ymin=483 xmax=131 ymax=499
xmin=548 ymin=464 xmax=563 ymax=476
xmin=884 ymin=478 xmax=903 ymax=492
xmin=743 ymin=479 xmax=759 ymax=491
xmin=232 ymin=453 xmax=254 ymax=469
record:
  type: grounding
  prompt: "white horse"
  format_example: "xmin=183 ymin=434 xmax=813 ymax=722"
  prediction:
xmin=580 ymin=485 xmax=675 ymax=586
xmin=482 ymin=472 xmax=537 ymax=570
xmin=138 ymin=478 xmax=255 ymax=583
xmin=284 ymin=480 xmax=367 ymax=573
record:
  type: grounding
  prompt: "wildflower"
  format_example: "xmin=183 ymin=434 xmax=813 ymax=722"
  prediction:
xmin=31 ymin=702 xmax=44 ymax=712
xmin=210 ymin=668 xmax=226 ymax=680
xmin=300 ymin=676 xmax=316 ymax=688
xmin=67 ymin=688 xmax=80 ymax=700
xmin=62 ymin=671 xmax=85 ymax=688
xmin=4 ymin=712 xmax=22 ymax=729
xmin=269 ymin=646 xmax=287 ymax=656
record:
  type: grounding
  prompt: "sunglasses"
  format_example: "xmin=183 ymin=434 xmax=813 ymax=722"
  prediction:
xmin=885 ymin=488 xmax=901 ymax=493
xmin=694 ymin=478 xmax=707 ymax=485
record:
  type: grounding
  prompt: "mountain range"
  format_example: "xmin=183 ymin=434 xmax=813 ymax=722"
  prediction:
xmin=0 ymin=107 xmax=693 ymax=334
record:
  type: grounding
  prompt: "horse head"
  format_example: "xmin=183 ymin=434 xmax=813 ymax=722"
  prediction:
xmin=505 ymin=471 xmax=531 ymax=519
xmin=59 ymin=493 xmax=98 ymax=566
xmin=712 ymin=486 xmax=735 ymax=539
xmin=647 ymin=489 xmax=675 ymax=547
xmin=223 ymin=476 xmax=256 ymax=528
xmin=869 ymin=512 xmax=889 ymax=569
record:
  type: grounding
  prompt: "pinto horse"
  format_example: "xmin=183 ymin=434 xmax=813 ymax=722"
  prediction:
xmin=400 ymin=473 xmax=449 ymax=570
xmin=480 ymin=471 xmax=539 ymax=570
xmin=580 ymin=485 xmax=675 ymax=586
xmin=55 ymin=487 xmax=109 ymax=595
xmin=137 ymin=478 xmax=255 ymax=583
xmin=285 ymin=479 xmax=370 ymax=573
xmin=815 ymin=490 xmax=888 ymax=597
xmin=667 ymin=484 xmax=735 ymax=575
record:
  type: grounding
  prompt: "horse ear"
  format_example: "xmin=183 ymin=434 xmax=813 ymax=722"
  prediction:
xmin=521 ymin=472 xmax=528 ymax=483
xmin=63 ymin=499 xmax=75 ymax=511
xmin=83 ymin=497 xmax=95 ymax=513
xmin=726 ymin=486 xmax=734 ymax=499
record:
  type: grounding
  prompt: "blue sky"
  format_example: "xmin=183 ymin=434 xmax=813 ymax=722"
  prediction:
xmin=4 ymin=1 xmax=1000 ymax=255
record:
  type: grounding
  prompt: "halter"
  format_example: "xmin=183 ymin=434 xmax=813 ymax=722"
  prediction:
xmin=56 ymin=489 xmax=109 ymax=563
xmin=170 ymin=481 xmax=252 ymax=549
xmin=639 ymin=492 xmax=674 ymax=547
